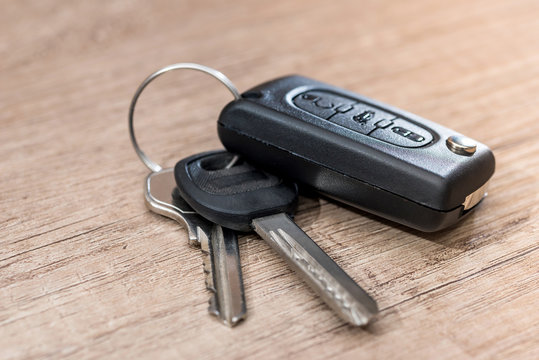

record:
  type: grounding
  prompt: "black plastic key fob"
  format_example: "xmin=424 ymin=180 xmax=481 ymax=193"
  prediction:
xmin=217 ymin=75 xmax=495 ymax=232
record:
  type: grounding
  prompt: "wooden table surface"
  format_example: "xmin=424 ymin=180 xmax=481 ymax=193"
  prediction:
xmin=1 ymin=0 xmax=538 ymax=359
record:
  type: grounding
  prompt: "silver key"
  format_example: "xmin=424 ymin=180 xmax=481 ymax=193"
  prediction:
xmin=144 ymin=168 xmax=246 ymax=326
xmin=253 ymin=214 xmax=378 ymax=326
xmin=174 ymin=151 xmax=378 ymax=326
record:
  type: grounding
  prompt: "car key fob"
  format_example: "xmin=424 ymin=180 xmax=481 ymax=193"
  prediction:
xmin=217 ymin=75 xmax=495 ymax=232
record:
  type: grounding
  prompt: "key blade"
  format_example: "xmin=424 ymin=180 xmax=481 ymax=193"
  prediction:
xmin=252 ymin=213 xmax=378 ymax=326
xmin=144 ymin=168 xmax=211 ymax=245
xmin=145 ymin=169 xmax=246 ymax=325
xmin=203 ymin=225 xmax=247 ymax=327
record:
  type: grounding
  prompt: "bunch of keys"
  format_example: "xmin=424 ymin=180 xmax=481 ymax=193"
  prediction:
xmin=129 ymin=64 xmax=495 ymax=327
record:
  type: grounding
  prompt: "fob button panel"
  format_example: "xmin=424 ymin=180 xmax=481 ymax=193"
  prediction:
xmin=292 ymin=90 xmax=434 ymax=147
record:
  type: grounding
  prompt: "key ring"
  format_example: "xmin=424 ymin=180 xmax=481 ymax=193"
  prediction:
xmin=128 ymin=63 xmax=241 ymax=172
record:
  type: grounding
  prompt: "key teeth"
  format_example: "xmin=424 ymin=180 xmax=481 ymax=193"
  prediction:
xmin=200 ymin=224 xmax=247 ymax=328
xmin=202 ymin=254 xmax=215 ymax=292
xmin=208 ymin=295 xmax=219 ymax=317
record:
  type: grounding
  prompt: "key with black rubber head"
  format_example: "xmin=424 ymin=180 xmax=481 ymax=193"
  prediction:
xmin=174 ymin=150 xmax=378 ymax=326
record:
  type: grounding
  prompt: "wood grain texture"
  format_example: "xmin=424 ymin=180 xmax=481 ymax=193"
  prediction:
xmin=1 ymin=0 xmax=538 ymax=359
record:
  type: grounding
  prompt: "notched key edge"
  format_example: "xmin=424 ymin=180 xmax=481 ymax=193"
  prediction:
xmin=201 ymin=225 xmax=247 ymax=327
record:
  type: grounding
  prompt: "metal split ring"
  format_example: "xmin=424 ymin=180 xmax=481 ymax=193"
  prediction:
xmin=128 ymin=63 xmax=240 ymax=172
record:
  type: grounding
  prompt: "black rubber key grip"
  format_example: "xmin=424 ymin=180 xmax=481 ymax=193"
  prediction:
xmin=174 ymin=150 xmax=298 ymax=232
